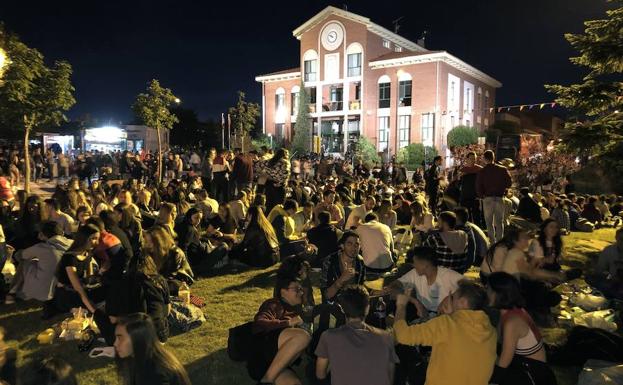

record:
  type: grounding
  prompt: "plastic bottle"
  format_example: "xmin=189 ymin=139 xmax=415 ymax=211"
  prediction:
xmin=178 ymin=282 xmax=191 ymax=305
xmin=375 ymin=297 xmax=387 ymax=329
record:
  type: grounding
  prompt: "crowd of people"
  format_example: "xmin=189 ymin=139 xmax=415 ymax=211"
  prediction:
xmin=0 ymin=143 xmax=622 ymax=385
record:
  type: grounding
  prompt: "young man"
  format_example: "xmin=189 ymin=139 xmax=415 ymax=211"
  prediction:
xmin=307 ymin=211 xmax=342 ymax=268
xmin=394 ymin=280 xmax=497 ymax=385
xmin=44 ymin=198 xmax=76 ymax=235
xmin=355 ymin=213 xmax=394 ymax=273
xmin=315 ymin=285 xmax=399 ymax=385
xmin=459 ymin=151 xmax=483 ymax=224
xmin=425 ymin=156 xmax=443 ymax=215
xmin=476 ymin=150 xmax=512 ymax=242
xmin=344 ymin=196 xmax=376 ymax=230
xmin=453 ymin=206 xmax=490 ymax=268
xmin=314 ymin=189 xmax=344 ymax=227
xmin=320 ymin=231 xmax=366 ymax=302
xmin=423 ymin=211 xmax=468 ymax=273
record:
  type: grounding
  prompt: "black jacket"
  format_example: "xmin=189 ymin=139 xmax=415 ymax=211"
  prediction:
xmin=307 ymin=224 xmax=341 ymax=265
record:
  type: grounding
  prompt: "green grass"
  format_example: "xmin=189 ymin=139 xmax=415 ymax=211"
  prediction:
xmin=1 ymin=228 xmax=617 ymax=385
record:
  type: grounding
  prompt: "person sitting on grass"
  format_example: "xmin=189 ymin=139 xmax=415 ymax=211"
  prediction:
xmin=394 ymin=280 xmax=497 ymax=385
xmin=315 ymin=285 xmax=399 ymax=385
xmin=114 ymin=313 xmax=191 ymax=385
xmin=423 ymin=211 xmax=468 ymax=273
xmin=231 ymin=206 xmax=280 ymax=268
xmin=52 ymin=224 xmax=105 ymax=315
xmin=176 ymin=207 xmax=228 ymax=274
xmin=250 ymin=276 xmax=311 ymax=385
xmin=487 ymin=272 xmax=557 ymax=385
xmin=143 ymin=226 xmax=193 ymax=296
xmin=5 ymin=221 xmax=72 ymax=305
xmin=320 ymin=231 xmax=366 ymax=303
xmin=21 ymin=357 xmax=78 ymax=385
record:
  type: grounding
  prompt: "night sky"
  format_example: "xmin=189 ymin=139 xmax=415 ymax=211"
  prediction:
xmin=0 ymin=0 xmax=614 ymax=123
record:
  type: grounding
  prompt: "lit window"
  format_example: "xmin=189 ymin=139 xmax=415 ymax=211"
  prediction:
xmin=421 ymin=113 xmax=434 ymax=147
xmin=291 ymin=92 xmax=299 ymax=116
xmin=383 ymin=39 xmax=391 ymax=49
xmin=398 ymin=115 xmax=411 ymax=149
xmin=399 ymin=80 xmax=412 ymax=107
xmin=395 ymin=45 xmax=402 ymax=52
xmin=275 ymin=123 xmax=285 ymax=141
xmin=304 ymin=59 xmax=317 ymax=82
xmin=347 ymin=53 xmax=362 ymax=77
xmin=378 ymin=117 xmax=389 ymax=151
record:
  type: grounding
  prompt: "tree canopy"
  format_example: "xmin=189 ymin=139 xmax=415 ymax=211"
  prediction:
xmin=228 ymin=91 xmax=260 ymax=150
xmin=447 ymin=125 xmax=479 ymax=148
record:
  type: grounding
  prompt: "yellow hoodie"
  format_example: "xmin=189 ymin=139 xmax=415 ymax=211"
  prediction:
xmin=394 ymin=310 xmax=497 ymax=385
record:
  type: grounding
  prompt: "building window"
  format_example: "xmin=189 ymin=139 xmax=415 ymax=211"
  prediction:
xmin=398 ymin=115 xmax=411 ymax=149
xmin=395 ymin=45 xmax=402 ymax=52
xmin=329 ymin=86 xmax=343 ymax=111
xmin=378 ymin=82 xmax=391 ymax=108
xmin=421 ymin=113 xmax=435 ymax=147
xmin=291 ymin=91 xmax=299 ymax=116
xmin=465 ymin=119 xmax=471 ymax=127
xmin=347 ymin=53 xmax=362 ymax=77
xmin=304 ymin=59 xmax=317 ymax=82
xmin=275 ymin=123 xmax=285 ymax=141
xmin=378 ymin=117 xmax=389 ymax=151
xmin=465 ymin=87 xmax=472 ymax=112
xmin=383 ymin=39 xmax=391 ymax=48
xmin=275 ymin=92 xmax=285 ymax=112
xmin=399 ymin=80 xmax=412 ymax=107
xmin=355 ymin=83 xmax=361 ymax=100
xmin=307 ymin=87 xmax=317 ymax=104
xmin=484 ymin=92 xmax=490 ymax=113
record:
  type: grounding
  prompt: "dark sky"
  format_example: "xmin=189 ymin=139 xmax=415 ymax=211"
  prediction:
xmin=0 ymin=0 xmax=614 ymax=123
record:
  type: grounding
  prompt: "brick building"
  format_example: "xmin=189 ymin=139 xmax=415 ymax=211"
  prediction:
xmin=255 ymin=6 xmax=502 ymax=156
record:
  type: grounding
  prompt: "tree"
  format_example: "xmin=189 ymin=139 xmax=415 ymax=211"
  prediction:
xmin=228 ymin=91 xmax=260 ymax=151
xmin=0 ymin=27 xmax=75 ymax=193
xmin=447 ymin=125 xmax=479 ymax=148
xmin=546 ymin=1 xmax=623 ymax=178
xmin=290 ymin=83 xmax=312 ymax=155
xmin=132 ymin=79 xmax=179 ymax=183
xmin=354 ymin=137 xmax=381 ymax=168
xmin=170 ymin=107 xmax=202 ymax=147
xmin=396 ymin=143 xmax=438 ymax=171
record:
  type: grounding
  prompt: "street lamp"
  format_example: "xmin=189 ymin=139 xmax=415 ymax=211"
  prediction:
xmin=174 ymin=98 xmax=181 ymax=104
xmin=0 ymin=47 xmax=10 ymax=81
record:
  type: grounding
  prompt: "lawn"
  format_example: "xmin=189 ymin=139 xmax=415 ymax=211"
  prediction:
xmin=0 ymin=228 xmax=617 ymax=385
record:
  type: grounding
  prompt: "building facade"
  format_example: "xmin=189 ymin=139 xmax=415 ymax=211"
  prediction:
xmin=256 ymin=6 xmax=502 ymax=156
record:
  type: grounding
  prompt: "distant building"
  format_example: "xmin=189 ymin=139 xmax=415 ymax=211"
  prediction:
xmin=124 ymin=125 xmax=170 ymax=153
xmin=495 ymin=110 xmax=563 ymax=138
xmin=81 ymin=125 xmax=169 ymax=153
xmin=255 ymin=6 xmax=501 ymax=156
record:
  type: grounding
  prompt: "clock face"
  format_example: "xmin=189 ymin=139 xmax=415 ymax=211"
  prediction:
xmin=321 ymin=23 xmax=343 ymax=51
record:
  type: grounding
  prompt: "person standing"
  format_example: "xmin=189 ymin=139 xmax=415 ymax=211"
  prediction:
xmin=425 ymin=156 xmax=443 ymax=215
xmin=230 ymin=149 xmax=254 ymax=196
xmin=264 ymin=149 xmax=290 ymax=213
xmin=212 ymin=149 xmax=231 ymax=204
xmin=459 ymin=152 xmax=483 ymax=225
xmin=476 ymin=150 xmax=512 ymax=243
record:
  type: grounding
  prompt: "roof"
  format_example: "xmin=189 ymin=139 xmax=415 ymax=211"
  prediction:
xmin=292 ymin=6 xmax=427 ymax=53
xmin=369 ymin=51 xmax=502 ymax=88
xmin=370 ymin=51 xmax=440 ymax=62
xmin=255 ymin=68 xmax=301 ymax=83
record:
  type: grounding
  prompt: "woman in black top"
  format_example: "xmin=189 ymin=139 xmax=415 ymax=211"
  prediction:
xmin=114 ymin=203 xmax=143 ymax=257
xmin=114 ymin=313 xmax=190 ymax=385
xmin=11 ymin=195 xmax=45 ymax=250
xmin=231 ymin=206 xmax=279 ymax=268
xmin=54 ymin=224 xmax=105 ymax=314
xmin=143 ymin=226 xmax=193 ymax=295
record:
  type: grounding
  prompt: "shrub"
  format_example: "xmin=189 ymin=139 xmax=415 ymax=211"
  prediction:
xmin=396 ymin=143 xmax=438 ymax=171
xmin=354 ymin=136 xmax=381 ymax=168
xmin=447 ymin=126 xmax=479 ymax=148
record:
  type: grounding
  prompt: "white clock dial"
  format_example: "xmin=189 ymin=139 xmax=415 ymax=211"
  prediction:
xmin=328 ymin=31 xmax=337 ymax=43
xmin=321 ymin=22 xmax=344 ymax=51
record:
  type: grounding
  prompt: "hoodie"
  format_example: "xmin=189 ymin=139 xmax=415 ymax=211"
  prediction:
xmin=394 ymin=310 xmax=496 ymax=385
xmin=16 ymin=235 xmax=73 ymax=301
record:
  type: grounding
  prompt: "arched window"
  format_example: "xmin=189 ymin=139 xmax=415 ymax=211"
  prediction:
xmin=378 ymin=75 xmax=391 ymax=108
xmin=303 ymin=50 xmax=318 ymax=82
xmin=290 ymin=86 xmax=300 ymax=116
xmin=346 ymin=43 xmax=363 ymax=77
xmin=275 ymin=87 xmax=285 ymax=112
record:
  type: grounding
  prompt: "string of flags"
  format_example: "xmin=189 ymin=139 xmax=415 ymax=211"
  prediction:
xmin=489 ymin=102 xmax=557 ymax=113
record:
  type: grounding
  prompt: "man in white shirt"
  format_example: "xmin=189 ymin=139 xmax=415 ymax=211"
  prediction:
xmin=345 ymin=196 xmax=376 ymax=230
xmin=292 ymin=201 xmax=314 ymax=236
xmin=189 ymin=151 xmax=201 ymax=172
xmin=355 ymin=213 xmax=394 ymax=272
xmin=376 ymin=246 xmax=463 ymax=316
xmin=194 ymin=189 xmax=219 ymax=220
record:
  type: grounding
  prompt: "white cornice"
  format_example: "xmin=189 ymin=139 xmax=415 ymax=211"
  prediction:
xmin=292 ymin=6 xmax=427 ymax=53
xmin=255 ymin=72 xmax=301 ymax=83
xmin=369 ymin=51 xmax=502 ymax=88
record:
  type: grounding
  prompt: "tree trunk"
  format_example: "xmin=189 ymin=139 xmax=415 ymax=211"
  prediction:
xmin=156 ymin=125 xmax=162 ymax=183
xmin=23 ymin=115 xmax=31 ymax=194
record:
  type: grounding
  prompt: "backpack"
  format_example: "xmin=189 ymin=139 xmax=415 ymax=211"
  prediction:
xmin=227 ymin=321 xmax=254 ymax=362
xmin=168 ymin=299 xmax=206 ymax=332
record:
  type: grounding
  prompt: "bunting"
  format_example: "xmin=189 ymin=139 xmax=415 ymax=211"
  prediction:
xmin=487 ymin=101 xmax=559 ymax=112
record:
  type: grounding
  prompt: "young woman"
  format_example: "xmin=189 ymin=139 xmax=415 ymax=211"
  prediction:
xmin=487 ymin=272 xmax=557 ymax=385
xmin=529 ymin=218 xmax=563 ymax=271
xmin=143 ymin=226 xmax=193 ymax=295
xmin=54 ymin=224 xmax=105 ymax=314
xmin=156 ymin=202 xmax=178 ymax=240
xmin=250 ymin=276 xmax=310 ymax=385
xmin=113 ymin=203 xmax=143 ymax=256
xmin=264 ymin=148 xmax=291 ymax=213
xmin=114 ymin=313 xmax=190 ymax=385
xmin=231 ymin=206 xmax=279 ymax=268
xmin=76 ymin=205 xmax=92 ymax=228
xmin=480 ymin=236 xmax=513 ymax=283
xmin=12 ymin=195 xmax=46 ymax=250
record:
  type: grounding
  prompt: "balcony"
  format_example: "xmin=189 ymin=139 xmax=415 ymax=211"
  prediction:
xmin=322 ymin=101 xmax=343 ymax=112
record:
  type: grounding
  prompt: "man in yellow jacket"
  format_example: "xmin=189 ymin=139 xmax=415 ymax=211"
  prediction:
xmin=394 ymin=280 xmax=497 ymax=385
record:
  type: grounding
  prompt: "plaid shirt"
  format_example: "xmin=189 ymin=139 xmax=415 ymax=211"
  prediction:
xmin=423 ymin=231 xmax=467 ymax=273
xmin=320 ymin=252 xmax=366 ymax=302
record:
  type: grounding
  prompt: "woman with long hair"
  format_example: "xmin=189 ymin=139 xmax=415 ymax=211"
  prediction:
xmin=114 ymin=313 xmax=190 ymax=385
xmin=114 ymin=203 xmax=143 ymax=256
xmin=409 ymin=199 xmax=434 ymax=233
xmin=487 ymin=272 xmax=557 ymax=385
xmin=232 ymin=205 xmax=279 ymax=268
xmin=264 ymin=148 xmax=290 ymax=213
xmin=529 ymin=218 xmax=563 ymax=271
xmin=53 ymin=224 xmax=104 ymax=314
xmin=143 ymin=226 xmax=193 ymax=295
xmin=156 ymin=202 xmax=177 ymax=240
xmin=12 ymin=195 xmax=46 ymax=250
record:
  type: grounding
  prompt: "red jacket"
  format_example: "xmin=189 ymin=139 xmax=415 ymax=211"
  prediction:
xmin=476 ymin=164 xmax=512 ymax=198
